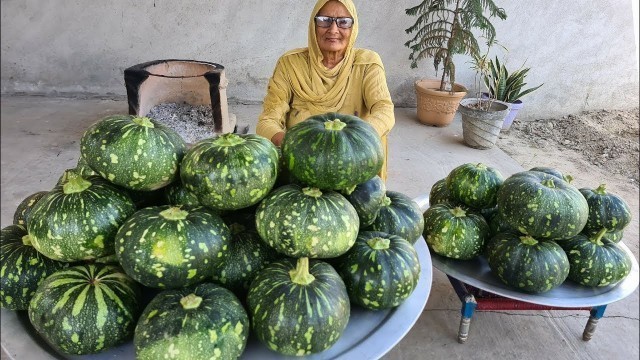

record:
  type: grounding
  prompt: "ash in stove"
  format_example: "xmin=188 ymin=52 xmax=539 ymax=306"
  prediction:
xmin=146 ymin=103 xmax=215 ymax=144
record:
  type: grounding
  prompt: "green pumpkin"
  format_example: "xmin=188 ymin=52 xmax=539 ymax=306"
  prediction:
xmin=579 ymin=184 xmax=632 ymax=233
xmin=134 ymin=282 xmax=249 ymax=360
xmin=80 ymin=114 xmax=186 ymax=191
xmin=1 ymin=224 xmax=67 ymax=310
xmin=28 ymin=173 xmax=136 ymax=261
xmin=281 ymin=112 xmax=384 ymax=190
xmin=560 ymin=228 xmax=632 ymax=287
xmin=13 ymin=191 xmax=48 ymax=227
xmin=423 ymin=203 xmax=489 ymax=260
xmin=340 ymin=175 xmax=386 ymax=228
xmin=247 ymin=257 xmax=350 ymax=356
xmin=486 ymin=232 xmax=570 ymax=293
xmin=180 ymin=133 xmax=279 ymax=211
xmin=28 ymin=264 xmax=141 ymax=355
xmin=336 ymin=231 xmax=420 ymax=310
xmin=529 ymin=166 xmax=573 ymax=183
xmin=429 ymin=178 xmax=458 ymax=206
xmin=255 ymin=184 xmax=359 ymax=258
xmin=115 ymin=205 xmax=231 ymax=289
xmin=163 ymin=178 xmax=201 ymax=207
xmin=497 ymin=170 xmax=589 ymax=239
xmin=446 ymin=163 xmax=504 ymax=209
xmin=367 ymin=191 xmax=424 ymax=244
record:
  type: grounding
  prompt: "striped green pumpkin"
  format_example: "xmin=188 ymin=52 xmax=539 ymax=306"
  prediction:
xmin=247 ymin=257 xmax=350 ymax=356
xmin=28 ymin=173 xmax=136 ymax=261
xmin=180 ymin=133 xmax=279 ymax=211
xmin=211 ymin=214 xmax=281 ymax=297
xmin=1 ymin=224 xmax=67 ymax=310
xmin=80 ymin=114 xmax=186 ymax=191
xmin=28 ymin=264 xmax=141 ymax=355
xmin=446 ymin=163 xmax=504 ymax=209
xmin=497 ymin=171 xmax=589 ymax=239
xmin=423 ymin=203 xmax=489 ymax=260
xmin=135 ymin=282 xmax=249 ymax=360
xmin=281 ymin=113 xmax=384 ymax=191
xmin=367 ymin=191 xmax=424 ymax=244
xmin=340 ymin=175 xmax=386 ymax=229
xmin=579 ymin=184 xmax=632 ymax=233
xmin=560 ymin=228 xmax=632 ymax=287
xmin=13 ymin=191 xmax=48 ymax=227
xmin=115 ymin=205 xmax=231 ymax=289
xmin=336 ymin=231 xmax=420 ymax=309
xmin=429 ymin=178 xmax=457 ymax=206
xmin=486 ymin=232 xmax=569 ymax=293
xmin=255 ymin=184 xmax=359 ymax=258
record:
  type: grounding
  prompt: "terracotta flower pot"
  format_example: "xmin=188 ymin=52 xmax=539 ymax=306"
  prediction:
xmin=459 ymin=98 xmax=510 ymax=149
xmin=414 ymin=79 xmax=467 ymax=127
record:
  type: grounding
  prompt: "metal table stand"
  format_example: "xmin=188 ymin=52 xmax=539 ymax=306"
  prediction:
xmin=448 ymin=275 xmax=607 ymax=343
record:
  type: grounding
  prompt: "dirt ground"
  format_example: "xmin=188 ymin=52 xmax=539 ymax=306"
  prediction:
xmin=497 ymin=107 xmax=640 ymax=258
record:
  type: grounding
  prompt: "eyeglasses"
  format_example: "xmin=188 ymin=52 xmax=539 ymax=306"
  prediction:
xmin=314 ymin=16 xmax=354 ymax=29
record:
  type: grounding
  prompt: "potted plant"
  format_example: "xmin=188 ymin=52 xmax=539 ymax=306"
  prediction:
xmin=404 ymin=0 xmax=507 ymax=127
xmin=483 ymin=57 xmax=544 ymax=130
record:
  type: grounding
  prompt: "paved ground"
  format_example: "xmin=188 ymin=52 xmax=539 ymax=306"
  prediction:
xmin=1 ymin=95 xmax=638 ymax=359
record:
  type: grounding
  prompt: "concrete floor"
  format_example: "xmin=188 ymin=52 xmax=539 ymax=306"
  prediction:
xmin=1 ymin=95 xmax=638 ymax=359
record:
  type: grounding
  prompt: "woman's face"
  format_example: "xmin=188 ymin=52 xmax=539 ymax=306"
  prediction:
xmin=315 ymin=1 xmax=353 ymax=57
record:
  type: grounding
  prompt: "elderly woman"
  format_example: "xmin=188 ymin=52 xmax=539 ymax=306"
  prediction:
xmin=256 ymin=0 xmax=395 ymax=181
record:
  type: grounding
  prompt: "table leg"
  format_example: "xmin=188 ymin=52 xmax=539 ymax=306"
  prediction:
xmin=458 ymin=294 xmax=477 ymax=344
xmin=582 ymin=305 xmax=607 ymax=341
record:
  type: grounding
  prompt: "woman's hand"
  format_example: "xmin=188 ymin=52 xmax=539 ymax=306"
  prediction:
xmin=271 ymin=131 xmax=285 ymax=147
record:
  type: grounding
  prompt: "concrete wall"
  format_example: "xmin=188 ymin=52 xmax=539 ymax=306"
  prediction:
xmin=1 ymin=0 xmax=638 ymax=120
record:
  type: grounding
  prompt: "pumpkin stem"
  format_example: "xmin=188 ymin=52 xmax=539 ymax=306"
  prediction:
xmin=160 ymin=207 xmax=189 ymax=220
xmin=563 ymin=174 xmax=574 ymax=184
xmin=519 ymin=235 xmax=539 ymax=246
xmin=449 ymin=207 xmax=467 ymax=217
xmin=541 ymin=179 xmax=556 ymax=188
xmin=475 ymin=163 xmax=487 ymax=170
xmin=324 ymin=119 xmax=347 ymax=131
xmin=342 ymin=184 xmax=357 ymax=195
xmin=382 ymin=196 xmax=392 ymax=207
xmin=590 ymin=228 xmax=608 ymax=246
xmin=62 ymin=173 xmax=92 ymax=194
xmin=367 ymin=237 xmax=390 ymax=250
xmin=132 ymin=116 xmax=155 ymax=128
xmin=289 ymin=258 xmax=315 ymax=285
xmin=594 ymin=184 xmax=607 ymax=195
xmin=180 ymin=294 xmax=203 ymax=310
xmin=214 ymin=133 xmax=246 ymax=147
xmin=22 ymin=235 xmax=33 ymax=247
xmin=302 ymin=187 xmax=323 ymax=198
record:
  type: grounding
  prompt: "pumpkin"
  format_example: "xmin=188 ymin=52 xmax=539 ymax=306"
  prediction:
xmin=423 ymin=203 xmax=489 ymax=260
xmin=336 ymin=231 xmax=420 ymax=309
xmin=247 ymin=257 xmax=350 ymax=356
xmin=281 ymin=112 xmax=384 ymax=190
xmin=367 ymin=191 xmax=424 ymax=244
xmin=496 ymin=170 xmax=589 ymax=239
xmin=340 ymin=175 xmax=386 ymax=228
xmin=180 ymin=133 xmax=279 ymax=211
xmin=446 ymin=163 xmax=504 ymax=209
xmin=80 ymin=114 xmax=186 ymax=191
xmin=579 ymin=184 xmax=632 ymax=233
xmin=13 ymin=191 xmax=48 ymax=227
xmin=28 ymin=264 xmax=141 ymax=355
xmin=134 ymin=282 xmax=249 ymax=359
xmin=486 ymin=232 xmax=570 ymax=293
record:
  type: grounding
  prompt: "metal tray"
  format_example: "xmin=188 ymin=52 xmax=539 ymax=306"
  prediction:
xmin=1 ymin=222 xmax=433 ymax=360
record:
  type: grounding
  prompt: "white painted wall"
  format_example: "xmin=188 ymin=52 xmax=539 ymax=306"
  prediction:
xmin=1 ymin=0 xmax=638 ymax=120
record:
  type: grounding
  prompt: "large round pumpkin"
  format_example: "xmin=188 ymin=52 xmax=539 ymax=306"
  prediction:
xmin=579 ymin=184 xmax=632 ymax=233
xmin=367 ymin=191 xmax=424 ymax=244
xmin=423 ymin=203 xmax=489 ymax=260
xmin=497 ymin=171 xmax=589 ymax=239
xmin=180 ymin=133 xmax=279 ymax=211
xmin=255 ymin=184 xmax=359 ymax=258
xmin=281 ymin=112 xmax=384 ymax=190
xmin=247 ymin=257 xmax=350 ymax=356
xmin=80 ymin=114 xmax=186 ymax=191
xmin=446 ymin=163 xmax=504 ymax=209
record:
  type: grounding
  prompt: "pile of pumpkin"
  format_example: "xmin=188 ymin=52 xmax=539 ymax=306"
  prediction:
xmin=0 ymin=113 xmax=425 ymax=358
xmin=424 ymin=163 xmax=633 ymax=294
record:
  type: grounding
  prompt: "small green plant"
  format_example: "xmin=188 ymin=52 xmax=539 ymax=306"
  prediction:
xmin=404 ymin=0 xmax=507 ymax=92
xmin=484 ymin=57 xmax=544 ymax=103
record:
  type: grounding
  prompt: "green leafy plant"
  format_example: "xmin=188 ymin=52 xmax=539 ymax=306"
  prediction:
xmin=404 ymin=0 xmax=507 ymax=92
xmin=484 ymin=57 xmax=544 ymax=103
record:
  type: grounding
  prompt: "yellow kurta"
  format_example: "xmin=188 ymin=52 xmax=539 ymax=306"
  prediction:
xmin=256 ymin=0 xmax=395 ymax=181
